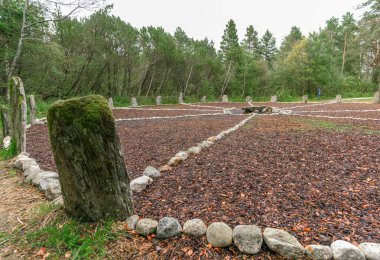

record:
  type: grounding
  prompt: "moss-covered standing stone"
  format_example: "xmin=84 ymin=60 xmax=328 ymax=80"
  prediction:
xmin=47 ymin=95 xmax=133 ymax=221
xmin=9 ymin=77 xmax=27 ymax=153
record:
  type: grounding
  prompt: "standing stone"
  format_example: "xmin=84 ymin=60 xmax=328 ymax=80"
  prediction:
xmin=374 ymin=91 xmax=380 ymax=104
xmin=331 ymin=240 xmax=365 ymax=260
xmin=233 ymin=225 xmax=263 ymax=255
xmin=336 ymin=94 xmax=342 ymax=103
xmin=131 ymin=97 xmax=138 ymax=107
xmin=9 ymin=77 xmax=27 ymax=153
xmin=263 ymin=228 xmax=304 ymax=259
xmin=270 ymin=95 xmax=277 ymax=103
xmin=222 ymin=95 xmax=228 ymax=103
xmin=108 ymin=97 xmax=114 ymax=109
xmin=201 ymin=96 xmax=206 ymax=103
xmin=47 ymin=95 xmax=133 ymax=221
xmin=29 ymin=95 xmax=37 ymax=125
xmin=1 ymin=109 xmax=11 ymax=137
xmin=206 ymin=222 xmax=233 ymax=247
xmin=246 ymin=96 xmax=252 ymax=102
xmin=156 ymin=96 xmax=162 ymax=105
xmin=179 ymin=92 xmax=184 ymax=104
xmin=302 ymin=95 xmax=308 ymax=104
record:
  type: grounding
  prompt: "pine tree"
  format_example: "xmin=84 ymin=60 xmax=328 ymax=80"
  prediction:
xmin=242 ymin=25 xmax=261 ymax=59
xmin=261 ymin=30 xmax=277 ymax=68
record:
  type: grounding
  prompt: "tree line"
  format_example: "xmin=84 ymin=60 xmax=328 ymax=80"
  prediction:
xmin=1 ymin=0 xmax=379 ymax=101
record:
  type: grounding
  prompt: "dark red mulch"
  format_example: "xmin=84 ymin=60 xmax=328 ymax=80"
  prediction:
xmin=295 ymin=111 xmax=380 ymax=120
xmin=292 ymin=102 xmax=380 ymax=111
xmin=26 ymin=115 xmax=247 ymax=179
xmin=134 ymin=115 xmax=380 ymax=246
xmin=112 ymin=108 xmax=221 ymax=119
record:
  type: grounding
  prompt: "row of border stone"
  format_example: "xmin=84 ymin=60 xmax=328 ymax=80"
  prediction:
xmin=129 ymin=113 xmax=256 ymax=193
xmin=125 ymin=215 xmax=379 ymax=260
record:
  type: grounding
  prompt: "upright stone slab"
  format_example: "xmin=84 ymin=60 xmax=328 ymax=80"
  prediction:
xmin=108 ymin=97 xmax=114 ymax=109
xmin=47 ymin=95 xmax=133 ymax=221
xmin=29 ymin=95 xmax=37 ymax=125
xmin=131 ymin=97 xmax=138 ymax=107
xmin=9 ymin=77 xmax=27 ymax=153
xmin=270 ymin=95 xmax=277 ymax=103
xmin=201 ymin=96 xmax=206 ymax=103
xmin=302 ymin=95 xmax=308 ymax=104
xmin=156 ymin=96 xmax=162 ymax=105
xmin=179 ymin=93 xmax=184 ymax=104
xmin=336 ymin=94 xmax=342 ymax=103
xmin=374 ymin=91 xmax=380 ymax=104
xmin=222 ymin=95 xmax=228 ymax=102
xmin=246 ymin=96 xmax=252 ymax=102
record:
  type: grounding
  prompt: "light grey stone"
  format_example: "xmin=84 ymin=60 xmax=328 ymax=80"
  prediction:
xmin=32 ymin=171 xmax=58 ymax=186
xmin=131 ymin=97 xmax=138 ymax=107
xmin=222 ymin=95 xmax=228 ymax=102
xmin=52 ymin=195 xmax=64 ymax=205
xmin=143 ymin=166 xmax=160 ymax=178
xmin=331 ymin=240 xmax=365 ymax=260
xmin=23 ymin=163 xmax=41 ymax=177
xmin=135 ymin=219 xmax=158 ymax=236
xmin=126 ymin=215 xmax=139 ymax=230
xmin=2 ymin=136 xmax=11 ymax=149
xmin=45 ymin=183 xmax=62 ymax=200
xmin=13 ymin=155 xmax=36 ymax=170
xmin=246 ymin=96 xmax=252 ymax=102
xmin=157 ymin=217 xmax=182 ymax=239
xmin=183 ymin=219 xmax=207 ymax=237
xmin=175 ymin=151 xmax=188 ymax=160
xmin=263 ymin=228 xmax=304 ymax=259
xmin=168 ymin=156 xmax=182 ymax=166
xmin=197 ymin=141 xmax=213 ymax=149
xmin=39 ymin=177 xmax=60 ymax=191
xmin=130 ymin=176 xmax=153 ymax=193
xmin=336 ymin=94 xmax=342 ymax=103
xmin=270 ymin=95 xmax=277 ymax=103
xmin=201 ymin=96 xmax=206 ymax=102
xmin=305 ymin=245 xmax=333 ymax=260
xmin=187 ymin=146 xmax=202 ymax=155
xmin=358 ymin=243 xmax=380 ymax=260
xmin=108 ymin=97 xmax=114 ymax=109
xmin=206 ymin=222 xmax=233 ymax=248
xmin=156 ymin=96 xmax=162 ymax=105
xmin=178 ymin=93 xmax=184 ymax=104
xmin=233 ymin=225 xmax=263 ymax=255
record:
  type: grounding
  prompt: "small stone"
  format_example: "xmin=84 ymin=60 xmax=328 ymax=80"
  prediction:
xmin=143 ymin=166 xmax=160 ymax=178
xmin=207 ymin=136 xmax=217 ymax=142
xmin=331 ymin=240 xmax=365 ymax=260
xmin=32 ymin=171 xmax=58 ymax=186
xmin=135 ymin=219 xmax=158 ymax=236
xmin=183 ymin=219 xmax=207 ymax=237
xmin=130 ymin=176 xmax=153 ymax=193
xmin=233 ymin=225 xmax=263 ymax=255
xmin=23 ymin=163 xmax=41 ymax=177
xmin=198 ymin=141 xmax=213 ymax=149
xmin=358 ymin=243 xmax=380 ymax=260
xmin=168 ymin=156 xmax=182 ymax=166
xmin=187 ymin=146 xmax=202 ymax=155
xmin=45 ymin=183 xmax=62 ymax=200
xmin=206 ymin=222 xmax=233 ymax=248
xmin=175 ymin=151 xmax=188 ymax=160
xmin=52 ymin=195 xmax=64 ymax=205
xmin=305 ymin=245 xmax=333 ymax=260
xmin=157 ymin=217 xmax=182 ymax=239
xmin=39 ymin=177 xmax=60 ymax=192
xmin=126 ymin=215 xmax=139 ymax=230
xmin=158 ymin=165 xmax=172 ymax=172
xmin=263 ymin=228 xmax=304 ymax=259
xmin=13 ymin=155 xmax=35 ymax=170
xmin=2 ymin=136 xmax=11 ymax=149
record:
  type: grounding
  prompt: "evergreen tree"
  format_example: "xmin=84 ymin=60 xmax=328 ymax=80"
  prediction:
xmin=260 ymin=30 xmax=277 ymax=68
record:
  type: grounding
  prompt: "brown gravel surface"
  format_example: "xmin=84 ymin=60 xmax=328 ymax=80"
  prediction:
xmin=134 ymin=115 xmax=380 ymax=246
xmin=292 ymin=102 xmax=380 ymax=111
xmin=26 ymin=115 xmax=247 ymax=179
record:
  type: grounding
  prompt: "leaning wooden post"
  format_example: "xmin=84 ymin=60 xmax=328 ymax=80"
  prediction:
xmin=47 ymin=95 xmax=133 ymax=221
xmin=29 ymin=95 xmax=37 ymax=125
xmin=9 ymin=77 xmax=27 ymax=153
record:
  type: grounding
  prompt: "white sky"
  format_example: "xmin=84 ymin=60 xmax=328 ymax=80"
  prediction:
xmin=110 ymin=0 xmax=363 ymax=48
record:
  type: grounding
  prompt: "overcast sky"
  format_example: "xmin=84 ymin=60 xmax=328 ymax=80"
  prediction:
xmin=110 ymin=0 xmax=363 ymax=48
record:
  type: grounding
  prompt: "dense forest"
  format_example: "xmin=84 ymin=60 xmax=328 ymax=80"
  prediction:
xmin=1 ymin=0 xmax=379 ymax=101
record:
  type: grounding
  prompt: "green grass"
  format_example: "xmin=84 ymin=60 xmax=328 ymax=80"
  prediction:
xmin=23 ymin=203 xmax=121 ymax=259
xmin=0 ymin=139 xmax=17 ymax=160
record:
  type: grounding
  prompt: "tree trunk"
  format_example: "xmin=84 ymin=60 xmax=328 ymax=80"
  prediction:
xmin=341 ymin=34 xmax=347 ymax=76
xmin=47 ymin=95 xmax=133 ymax=221
xmin=9 ymin=77 xmax=27 ymax=153
xmin=184 ymin=65 xmax=193 ymax=96
xmin=29 ymin=95 xmax=36 ymax=125
xmin=221 ymin=61 xmax=232 ymax=96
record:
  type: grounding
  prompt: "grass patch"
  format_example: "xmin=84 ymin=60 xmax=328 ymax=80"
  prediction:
xmin=292 ymin=118 xmax=355 ymax=132
xmin=22 ymin=203 xmax=120 ymax=259
xmin=0 ymin=139 xmax=17 ymax=160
